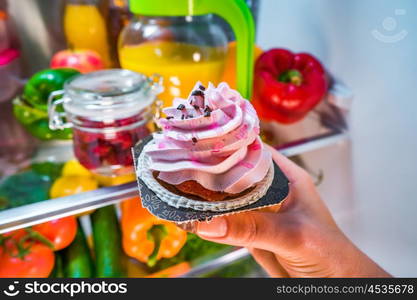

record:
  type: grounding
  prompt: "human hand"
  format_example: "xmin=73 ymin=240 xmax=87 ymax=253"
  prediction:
xmin=181 ymin=146 xmax=391 ymax=277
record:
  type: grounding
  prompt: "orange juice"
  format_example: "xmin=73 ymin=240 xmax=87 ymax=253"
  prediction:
xmin=119 ymin=41 xmax=226 ymax=107
xmin=64 ymin=4 xmax=112 ymax=67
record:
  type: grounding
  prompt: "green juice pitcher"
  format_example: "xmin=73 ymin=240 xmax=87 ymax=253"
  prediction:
xmin=118 ymin=0 xmax=255 ymax=106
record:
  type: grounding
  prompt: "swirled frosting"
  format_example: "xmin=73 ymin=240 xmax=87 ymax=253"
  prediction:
xmin=143 ymin=82 xmax=272 ymax=194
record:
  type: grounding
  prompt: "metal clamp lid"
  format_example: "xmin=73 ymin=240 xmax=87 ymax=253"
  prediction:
xmin=48 ymin=90 xmax=72 ymax=130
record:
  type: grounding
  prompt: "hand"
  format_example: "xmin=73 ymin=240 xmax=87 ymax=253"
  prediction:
xmin=182 ymin=146 xmax=391 ymax=277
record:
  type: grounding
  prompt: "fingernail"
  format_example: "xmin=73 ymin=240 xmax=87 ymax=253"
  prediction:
xmin=197 ymin=217 xmax=228 ymax=238
xmin=176 ymin=222 xmax=197 ymax=233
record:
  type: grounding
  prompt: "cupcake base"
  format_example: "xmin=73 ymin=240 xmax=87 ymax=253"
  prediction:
xmin=154 ymin=171 xmax=255 ymax=202
xmin=133 ymin=136 xmax=290 ymax=222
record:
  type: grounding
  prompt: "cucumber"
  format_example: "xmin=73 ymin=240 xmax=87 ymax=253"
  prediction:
xmin=61 ymin=221 xmax=95 ymax=278
xmin=49 ymin=253 xmax=64 ymax=278
xmin=91 ymin=205 xmax=126 ymax=277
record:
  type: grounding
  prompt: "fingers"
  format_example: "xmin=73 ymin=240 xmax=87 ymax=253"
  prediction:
xmin=195 ymin=211 xmax=295 ymax=253
xmin=257 ymin=203 xmax=282 ymax=213
xmin=248 ymin=248 xmax=289 ymax=277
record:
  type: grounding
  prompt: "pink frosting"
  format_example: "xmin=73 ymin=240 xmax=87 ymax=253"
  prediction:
xmin=144 ymin=82 xmax=272 ymax=194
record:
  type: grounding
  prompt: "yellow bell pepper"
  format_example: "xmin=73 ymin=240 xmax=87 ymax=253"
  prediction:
xmin=50 ymin=176 xmax=98 ymax=198
xmin=146 ymin=262 xmax=191 ymax=278
xmin=93 ymin=173 xmax=136 ymax=187
xmin=121 ymin=197 xmax=187 ymax=267
xmin=61 ymin=160 xmax=92 ymax=177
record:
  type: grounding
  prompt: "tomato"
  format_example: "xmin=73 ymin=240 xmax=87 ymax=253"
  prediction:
xmin=2 ymin=229 xmax=26 ymax=240
xmin=0 ymin=240 xmax=55 ymax=278
xmin=32 ymin=217 xmax=77 ymax=251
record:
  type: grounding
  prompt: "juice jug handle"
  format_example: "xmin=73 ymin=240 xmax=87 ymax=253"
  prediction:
xmin=208 ymin=0 xmax=255 ymax=99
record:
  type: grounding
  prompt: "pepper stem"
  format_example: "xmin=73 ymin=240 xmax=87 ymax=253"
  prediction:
xmin=147 ymin=225 xmax=168 ymax=267
xmin=278 ymin=69 xmax=303 ymax=86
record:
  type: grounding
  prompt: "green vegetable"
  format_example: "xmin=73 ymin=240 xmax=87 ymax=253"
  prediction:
xmin=49 ymin=253 xmax=64 ymax=278
xmin=204 ymin=256 xmax=260 ymax=278
xmin=0 ymin=171 xmax=51 ymax=210
xmin=152 ymin=233 xmax=230 ymax=271
xmin=147 ymin=225 xmax=168 ymax=267
xmin=60 ymin=222 xmax=94 ymax=278
xmin=14 ymin=68 xmax=78 ymax=141
xmin=91 ymin=205 xmax=126 ymax=277
xmin=153 ymin=233 xmax=258 ymax=278
xmin=23 ymin=68 xmax=80 ymax=111
xmin=13 ymin=97 xmax=73 ymax=141
xmin=13 ymin=97 xmax=47 ymax=125
xmin=31 ymin=161 xmax=64 ymax=181
xmin=25 ymin=119 xmax=73 ymax=141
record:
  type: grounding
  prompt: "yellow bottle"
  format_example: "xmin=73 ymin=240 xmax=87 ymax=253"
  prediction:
xmin=64 ymin=0 xmax=112 ymax=67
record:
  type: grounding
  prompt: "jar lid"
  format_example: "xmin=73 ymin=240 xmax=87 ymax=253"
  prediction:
xmin=63 ymin=69 xmax=162 ymax=119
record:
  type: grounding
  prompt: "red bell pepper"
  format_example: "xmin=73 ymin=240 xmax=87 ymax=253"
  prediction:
xmin=253 ymin=48 xmax=328 ymax=124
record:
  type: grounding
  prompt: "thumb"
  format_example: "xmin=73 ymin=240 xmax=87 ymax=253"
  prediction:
xmin=195 ymin=211 xmax=295 ymax=253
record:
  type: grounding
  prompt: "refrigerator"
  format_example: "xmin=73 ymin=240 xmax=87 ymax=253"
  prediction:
xmin=0 ymin=0 xmax=415 ymax=277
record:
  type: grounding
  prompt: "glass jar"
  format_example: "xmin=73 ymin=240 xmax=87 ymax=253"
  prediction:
xmin=118 ymin=14 xmax=228 ymax=107
xmin=48 ymin=69 xmax=162 ymax=176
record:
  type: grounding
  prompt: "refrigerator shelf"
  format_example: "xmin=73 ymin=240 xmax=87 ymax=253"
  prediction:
xmin=0 ymin=132 xmax=348 ymax=234
xmin=182 ymin=247 xmax=252 ymax=277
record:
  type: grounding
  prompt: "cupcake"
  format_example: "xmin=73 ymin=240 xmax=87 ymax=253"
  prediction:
xmin=137 ymin=82 xmax=274 ymax=211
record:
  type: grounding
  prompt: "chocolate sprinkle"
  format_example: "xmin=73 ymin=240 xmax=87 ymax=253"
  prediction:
xmin=166 ymin=116 xmax=174 ymax=120
xmin=199 ymin=85 xmax=206 ymax=91
xmin=204 ymin=111 xmax=211 ymax=117
xmin=177 ymin=104 xmax=185 ymax=110
xmin=192 ymin=137 xmax=198 ymax=143
xmin=181 ymin=114 xmax=185 ymax=120
xmin=191 ymin=90 xmax=204 ymax=97
xmin=193 ymin=104 xmax=200 ymax=110
xmin=204 ymin=105 xmax=212 ymax=112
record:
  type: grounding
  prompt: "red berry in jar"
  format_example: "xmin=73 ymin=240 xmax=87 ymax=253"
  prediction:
xmin=72 ymin=114 xmax=150 ymax=175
